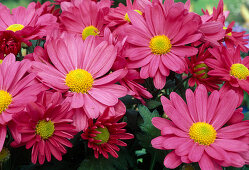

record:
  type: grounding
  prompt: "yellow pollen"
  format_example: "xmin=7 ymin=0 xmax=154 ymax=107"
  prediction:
xmin=149 ymin=35 xmax=172 ymax=55
xmin=0 ymin=90 xmax=12 ymax=114
xmin=194 ymin=63 xmax=209 ymax=79
xmin=189 ymin=122 xmax=216 ymax=146
xmin=94 ymin=127 xmax=110 ymax=144
xmin=82 ymin=26 xmax=99 ymax=40
xmin=36 ymin=120 xmax=55 ymax=140
xmin=6 ymin=24 xmax=24 ymax=32
xmin=223 ymin=26 xmax=232 ymax=36
xmin=65 ymin=69 xmax=94 ymax=94
xmin=230 ymin=63 xmax=249 ymax=80
xmin=124 ymin=10 xmax=143 ymax=23
xmin=0 ymin=60 xmax=2 ymax=64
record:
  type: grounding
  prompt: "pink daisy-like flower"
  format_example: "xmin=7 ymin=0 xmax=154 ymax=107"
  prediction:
xmin=11 ymin=92 xmax=76 ymax=164
xmin=0 ymin=54 xmax=43 ymax=151
xmin=223 ymin=21 xmax=249 ymax=53
xmin=125 ymin=0 xmax=202 ymax=89
xmin=106 ymin=0 xmax=151 ymax=32
xmin=32 ymin=35 xmax=127 ymax=124
xmin=151 ymin=85 xmax=249 ymax=169
xmin=187 ymin=44 xmax=222 ymax=91
xmin=81 ymin=107 xmax=134 ymax=159
xmin=60 ymin=0 xmax=111 ymax=40
xmin=0 ymin=2 xmax=57 ymax=40
xmin=206 ymin=46 xmax=249 ymax=104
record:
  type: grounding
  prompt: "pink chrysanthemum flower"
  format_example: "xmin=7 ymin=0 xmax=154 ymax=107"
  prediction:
xmin=187 ymin=45 xmax=222 ymax=91
xmin=0 ymin=54 xmax=43 ymax=151
xmin=223 ymin=21 xmax=249 ymax=53
xmin=0 ymin=2 xmax=57 ymax=40
xmin=106 ymin=0 xmax=151 ymax=32
xmin=11 ymin=92 xmax=76 ymax=164
xmin=60 ymin=0 xmax=111 ymax=40
xmin=81 ymin=107 xmax=134 ymax=159
xmin=198 ymin=0 xmax=226 ymax=46
xmin=32 ymin=35 xmax=127 ymax=123
xmin=206 ymin=46 xmax=249 ymax=104
xmin=125 ymin=0 xmax=202 ymax=89
xmin=152 ymin=85 xmax=249 ymax=169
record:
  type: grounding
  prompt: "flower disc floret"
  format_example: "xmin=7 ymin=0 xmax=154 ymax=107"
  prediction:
xmin=36 ymin=120 xmax=55 ymax=140
xmin=124 ymin=10 xmax=143 ymax=22
xmin=6 ymin=24 xmax=24 ymax=32
xmin=65 ymin=69 xmax=94 ymax=94
xmin=82 ymin=26 xmax=99 ymax=40
xmin=189 ymin=122 xmax=216 ymax=146
xmin=149 ymin=35 xmax=172 ymax=55
xmin=0 ymin=90 xmax=12 ymax=114
xmin=230 ymin=63 xmax=249 ymax=80
xmin=94 ymin=127 xmax=110 ymax=144
xmin=194 ymin=63 xmax=209 ymax=79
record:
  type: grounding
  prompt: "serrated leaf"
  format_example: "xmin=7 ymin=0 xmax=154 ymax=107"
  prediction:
xmin=138 ymin=105 xmax=160 ymax=136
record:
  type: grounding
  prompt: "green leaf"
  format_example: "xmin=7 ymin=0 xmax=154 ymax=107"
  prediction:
xmin=138 ymin=105 xmax=160 ymax=136
xmin=147 ymin=100 xmax=161 ymax=110
xmin=243 ymin=111 xmax=249 ymax=120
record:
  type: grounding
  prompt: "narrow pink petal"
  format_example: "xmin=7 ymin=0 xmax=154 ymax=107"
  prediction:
xmin=151 ymin=117 xmax=174 ymax=130
xmin=199 ymin=153 xmax=215 ymax=170
xmin=206 ymin=90 xmax=220 ymax=123
xmin=88 ymin=88 xmax=118 ymax=106
xmin=151 ymin=136 xmax=166 ymax=150
xmin=195 ymin=85 xmax=208 ymax=122
xmin=186 ymin=89 xmax=198 ymax=122
xmin=215 ymin=139 xmax=249 ymax=152
xmin=164 ymin=151 xmax=182 ymax=169
xmin=211 ymin=90 xmax=239 ymax=130
xmin=188 ymin=143 xmax=204 ymax=162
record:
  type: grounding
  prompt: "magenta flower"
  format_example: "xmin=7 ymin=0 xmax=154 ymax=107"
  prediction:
xmin=32 ymin=35 xmax=127 ymax=130
xmin=125 ymin=0 xmax=202 ymax=89
xmin=11 ymin=92 xmax=76 ymax=164
xmin=152 ymin=85 xmax=249 ymax=169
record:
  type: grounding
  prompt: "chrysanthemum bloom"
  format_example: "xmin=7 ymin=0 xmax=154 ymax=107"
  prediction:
xmin=0 ymin=54 xmax=44 ymax=151
xmin=81 ymin=107 xmax=134 ymax=159
xmin=0 ymin=2 xmax=57 ymax=40
xmin=106 ymin=0 xmax=151 ymax=32
xmin=0 ymin=31 xmax=31 ymax=59
xmin=60 ymin=0 xmax=111 ymax=40
xmin=187 ymin=45 xmax=222 ymax=91
xmin=151 ymin=85 xmax=249 ymax=169
xmin=125 ymin=0 xmax=202 ymax=89
xmin=206 ymin=46 xmax=249 ymax=104
xmin=223 ymin=21 xmax=249 ymax=53
xmin=11 ymin=92 xmax=76 ymax=164
xmin=32 ymin=35 xmax=127 ymax=125
xmin=197 ymin=0 xmax=226 ymax=46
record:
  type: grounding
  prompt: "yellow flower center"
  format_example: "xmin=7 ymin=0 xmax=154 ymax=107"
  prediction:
xmin=6 ymin=24 xmax=24 ymax=32
xmin=194 ymin=63 xmax=209 ymax=79
xmin=0 ymin=60 xmax=2 ymax=64
xmin=230 ymin=63 xmax=249 ymax=80
xmin=0 ymin=148 xmax=10 ymax=162
xmin=0 ymin=90 xmax=12 ymax=114
xmin=82 ymin=25 xmax=99 ymax=40
xmin=36 ymin=120 xmax=55 ymax=140
xmin=223 ymin=26 xmax=232 ymax=36
xmin=189 ymin=122 xmax=216 ymax=146
xmin=94 ymin=127 xmax=110 ymax=144
xmin=149 ymin=35 xmax=172 ymax=55
xmin=124 ymin=10 xmax=143 ymax=22
xmin=65 ymin=69 xmax=94 ymax=94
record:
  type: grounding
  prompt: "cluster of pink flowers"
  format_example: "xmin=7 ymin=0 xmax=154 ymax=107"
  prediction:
xmin=0 ymin=0 xmax=248 ymax=169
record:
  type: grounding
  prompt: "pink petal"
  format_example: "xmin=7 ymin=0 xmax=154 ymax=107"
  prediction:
xmin=164 ymin=151 xmax=182 ymax=169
